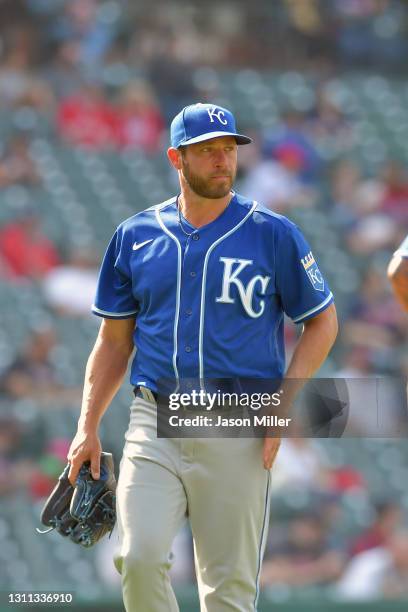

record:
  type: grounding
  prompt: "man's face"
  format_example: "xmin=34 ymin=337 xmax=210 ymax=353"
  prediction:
xmin=179 ymin=136 xmax=238 ymax=199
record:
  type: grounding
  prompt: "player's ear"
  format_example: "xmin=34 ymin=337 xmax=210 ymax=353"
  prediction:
xmin=167 ymin=147 xmax=183 ymax=171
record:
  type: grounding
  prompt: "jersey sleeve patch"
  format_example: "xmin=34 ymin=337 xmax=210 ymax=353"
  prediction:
xmin=301 ymin=251 xmax=325 ymax=292
xmin=274 ymin=220 xmax=334 ymax=323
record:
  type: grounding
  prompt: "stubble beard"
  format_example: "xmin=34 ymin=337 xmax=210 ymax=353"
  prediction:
xmin=181 ymin=159 xmax=236 ymax=199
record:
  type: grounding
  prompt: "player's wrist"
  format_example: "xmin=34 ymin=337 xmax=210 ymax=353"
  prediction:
xmin=77 ymin=418 xmax=100 ymax=436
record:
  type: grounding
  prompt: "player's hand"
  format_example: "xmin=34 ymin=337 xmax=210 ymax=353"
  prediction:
xmin=262 ymin=432 xmax=281 ymax=470
xmin=67 ymin=430 xmax=102 ymax=486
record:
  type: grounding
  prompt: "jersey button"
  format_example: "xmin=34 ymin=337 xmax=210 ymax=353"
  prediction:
xmin=185 ymin=346 xmax=192 ymax=352
xmin=192 ymin=234 xmax=200 ymax=241
xmin=190 ymin=271 xmax=196 ymax=277
xmin=186 ymin=309 xmax=192 ymax=316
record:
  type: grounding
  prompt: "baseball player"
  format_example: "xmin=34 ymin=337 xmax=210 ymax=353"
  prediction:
xmin=67 ymin=103 xmax=338 ymax=611
xmin=388 ymin=235 xmax=408 ymax=312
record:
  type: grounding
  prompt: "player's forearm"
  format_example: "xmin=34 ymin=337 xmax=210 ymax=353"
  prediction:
xmin=282 ymin=304 xmax=338 ymax=401
xmin=77 ymin=336 xmax=132 ymax=433
xmin=286 ymin=306 xmax=338 ymax=379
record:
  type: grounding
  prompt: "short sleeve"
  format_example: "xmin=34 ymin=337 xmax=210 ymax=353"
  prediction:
xmin=275 ymin=222 xmax=334 ymax=324
xmin=395 ymin=235 xmax=408 ymax=258
xmin=92 ymin=226 xmax=139 ymax=319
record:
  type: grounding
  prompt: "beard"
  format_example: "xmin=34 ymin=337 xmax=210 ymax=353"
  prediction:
xmin=181 ymin=159 xmax=236 ymax=199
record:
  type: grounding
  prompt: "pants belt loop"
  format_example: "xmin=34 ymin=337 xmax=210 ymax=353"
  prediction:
xmin=137 ymin=386 xmax=157 ymax=403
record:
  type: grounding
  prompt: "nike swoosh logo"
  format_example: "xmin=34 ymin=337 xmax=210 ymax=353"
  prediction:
xmin=132 ymin=239 xmax=154 ymax=251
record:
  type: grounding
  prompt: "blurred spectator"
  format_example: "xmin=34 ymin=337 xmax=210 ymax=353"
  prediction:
xmin=330 ymin=160 xmax=373 ymax=229
xmin=336 ymin=346 xmax=373 ymax=378
xmin=57 ymin=81 xmax=117 ymax=149
xmin=241 ymin=151 xmax=316 ymax=213
xmin=0 ymin=327 xmax=78 ymax=404
xmin=242 ymin=111 xmax=322 ymax=208
xmin=0 ymin=209 xmax=60 ymax=280
xmin=306 ymin=85 xmax=354 ymax=155
xmin=47 ymin=0 xmax=117 ymax=70
xmin=379 ymin=161 xmax=408 ymax=224
xmin=271 ymin=437 xmax=332 ymax=492
xmin=350 ymin=501 xmax=403 ymax=557
xmin=241 ymin=130 xmax=319 ymax=212
xmin=336 ymin=530 xmax=408 ymax=600
xmin=336 ymin=348 xmax=380 ymax=434
xmin=262 ymin=111 xmax=321 ymax=182
xmin=0 ymin=135 xmax=41 ymax=188
xmin=334 ymin=0 xmax=408 ymax=70
xmin=28 ymin=437 xmax=71 ymax=499
xmin=328 ymin=159 xmax=405 ymax=256
xmin=262 ymin=510 xmax=346 ymax=588
xmin=283 ymin=0 xmax=331 ymax=66
xmin=0 ymin=24 xmax=54 ymax=114
xmin=0 ymin=415 xmax=29 ymax=496
xmin=42 ymin=40 xmax=84 ymax=98
xmin=329 ymin=465 xmax=366 ymax=494
xmin=13 ymin=76 xmax=55 ymax=114
xmin=115 ymin=81 xmax=165 ymax=153
xmin=343 ymin=192 xmax=396 ymax=257
xmin=343 ymin=266 xmax=405 ymax=357
xmin=146 ymin=42 xmax=198 ymax=122
xmin=42 ymin=248 xmax=98 ymax=317
xmin=0 ymin=29 xmax=36 ymax=108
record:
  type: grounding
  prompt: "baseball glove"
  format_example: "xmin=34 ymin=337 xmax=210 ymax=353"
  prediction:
xmin=36 ymin=451 xmax=117 ymax=548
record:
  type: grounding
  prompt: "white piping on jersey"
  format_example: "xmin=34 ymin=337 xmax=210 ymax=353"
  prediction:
xmin=254 ymin=470 xmax=271 ymax=610
xmin=199 ymin=201 xmax=258 ymax=381
xmin=91 ymin=305 xmax=138 ymax=317
xmin=155 ymin=203 xmax=182 ymax=382
xmin=292 ymin=291 xmax=333 ymax=324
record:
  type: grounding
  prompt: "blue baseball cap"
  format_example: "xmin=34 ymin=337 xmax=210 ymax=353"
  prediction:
xmin=170 ymin=103 xmax=252 ymax=148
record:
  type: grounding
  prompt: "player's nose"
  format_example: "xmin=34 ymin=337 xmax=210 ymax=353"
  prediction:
xmin=212 ymin=149 xmax=229 ymax=168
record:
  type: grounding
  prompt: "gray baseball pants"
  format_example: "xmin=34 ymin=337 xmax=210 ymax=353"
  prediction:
xmin=113 ymin=396 xmax=272 ymax=611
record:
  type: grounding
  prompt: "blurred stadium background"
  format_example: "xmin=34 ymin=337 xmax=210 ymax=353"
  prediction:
xmin=0 ymin=0 xmax=408 ymax=610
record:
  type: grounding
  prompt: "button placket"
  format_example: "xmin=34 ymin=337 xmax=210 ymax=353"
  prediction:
xmin=177 ymin=227 xmax=205 ymax=373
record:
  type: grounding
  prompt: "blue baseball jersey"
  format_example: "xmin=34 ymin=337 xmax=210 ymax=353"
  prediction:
xmin=395 ymin=235 xmax=408 ymax=258
xmin=92 ymin=193 xmax=334 ymax=391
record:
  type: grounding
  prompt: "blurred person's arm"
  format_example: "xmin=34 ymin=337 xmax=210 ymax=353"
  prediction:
xmin=292 ymin=550 xmax=345 ymax=585
xmin=261 ymin=549 xmax=345 ymax=587
xmin=387 ymin=254 xmax=408 ymax=312
xmin=382 ymin=572 xmax=408 ymax=598
xmin=335 ymin=548 xmax=390 ymax=601
xmin=67 ymin=317 xmax=135 ymax=484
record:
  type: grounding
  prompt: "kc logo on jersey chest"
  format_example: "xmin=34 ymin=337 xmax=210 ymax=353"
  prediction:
xmin=216 ymin=257 xmax=270 ymax=318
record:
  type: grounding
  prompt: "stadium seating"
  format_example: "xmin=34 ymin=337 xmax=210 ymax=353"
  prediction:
xmin=1 ymin=70 xmax=408 ymax=598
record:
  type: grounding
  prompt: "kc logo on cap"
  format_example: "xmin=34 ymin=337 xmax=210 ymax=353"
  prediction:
xmin=170 ymin=102 xmax=252 ymax=149
xmin=207 ymin=106 xmax=228 ymax=125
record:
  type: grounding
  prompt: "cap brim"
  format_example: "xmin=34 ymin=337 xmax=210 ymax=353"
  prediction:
xmin=178 ymin=131 xmax=252 ymax=146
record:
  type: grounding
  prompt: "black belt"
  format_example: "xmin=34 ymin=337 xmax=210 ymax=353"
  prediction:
xmin=133 ymin=386 xmax=158 ymax=403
